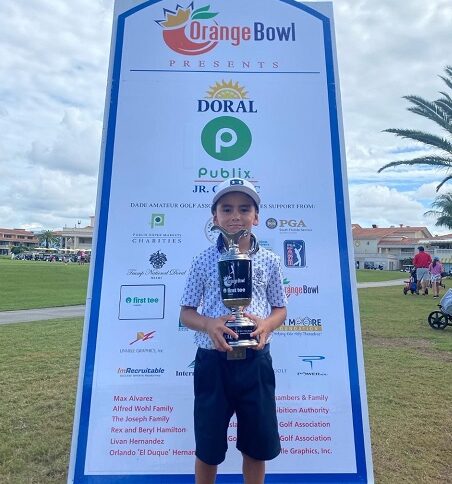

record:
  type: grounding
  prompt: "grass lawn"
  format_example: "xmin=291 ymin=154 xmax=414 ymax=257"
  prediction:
xmin=0 ymin=286 xmax=451 ymax=482
xmin=356 ymin=269 xmax=406 ymax=283
xmin=0 ymin=259 xmax=89 ymax=311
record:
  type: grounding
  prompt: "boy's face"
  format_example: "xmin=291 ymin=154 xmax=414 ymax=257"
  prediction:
xmin=213 ymin=192 xmax=258 ymax=233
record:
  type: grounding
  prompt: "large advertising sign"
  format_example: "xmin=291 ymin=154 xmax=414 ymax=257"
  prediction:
xmin=68 ymin=1 xmax=373 ymax=482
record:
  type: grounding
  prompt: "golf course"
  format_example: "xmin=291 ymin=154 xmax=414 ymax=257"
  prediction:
xmin=0 ymin=261 xmax=451 ymax=483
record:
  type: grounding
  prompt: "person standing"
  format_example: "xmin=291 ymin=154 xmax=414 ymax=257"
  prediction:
xmin=429 ymin=256 xmax=444 ymax=298
xmin=180 ymin=178 xmax=287 ymax=484
xmin=413 ymin=246 xmax=432 ymax=295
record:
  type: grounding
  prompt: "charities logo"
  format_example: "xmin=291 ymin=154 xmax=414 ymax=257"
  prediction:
xmin=150 ymin=213 xmax=165 ymax=228
xmin=155 ymin=3 xmax=296 ymax=56
xmin=266 ymin=218 xmax=311 ymax=232
xmin=297 ymin=356 xmax=327 ymax=376
xmin=283 ymin=279 xmax=319 ymax=297
xmin=276 ymin=316 xmax=323 ymax=336
xmin=284 ymin=240 xmax=306 ymax=268
xmin=149 ymin=250 xmax=167 ymax=269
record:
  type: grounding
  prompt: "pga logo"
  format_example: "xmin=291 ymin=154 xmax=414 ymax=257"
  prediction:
xmin=266 ymin=218 xmax=307 ymax=229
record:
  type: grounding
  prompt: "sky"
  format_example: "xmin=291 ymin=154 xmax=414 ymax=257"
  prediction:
xmin=0 ymin=0 xmax=451 ymax=234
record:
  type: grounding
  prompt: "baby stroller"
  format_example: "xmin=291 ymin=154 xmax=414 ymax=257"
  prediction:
xmin=403 ymin=268 xmax=417 ymax=295
xmin=427 ymin=288 xmax=452 ymax=330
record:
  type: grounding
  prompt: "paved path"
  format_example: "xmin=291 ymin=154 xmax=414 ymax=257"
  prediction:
xmin=357 ymin=278 xmax=406 ymax=289
xmin=0 ymin=279 xmax=407 ymax=325
xmin=0 ymin=305 xmax=86 ymax=325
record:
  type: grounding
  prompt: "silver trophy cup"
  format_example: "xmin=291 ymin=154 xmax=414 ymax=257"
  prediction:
xmin=212 ymin=225 xmax=259 ymax=347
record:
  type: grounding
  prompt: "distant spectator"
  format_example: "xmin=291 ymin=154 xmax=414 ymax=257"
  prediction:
xmin=413 ymin=246 xmax=432 ymax=295
xmin=429 ymin=256 xmax=444 ymax=298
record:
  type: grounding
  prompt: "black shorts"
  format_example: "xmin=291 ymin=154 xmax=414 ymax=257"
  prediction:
xmin=193 ymin=345 xmax=281 ymax=465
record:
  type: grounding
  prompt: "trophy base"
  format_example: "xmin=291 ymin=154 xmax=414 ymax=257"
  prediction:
xmin=224 ymin=318 xmax=258 ymax=348
xmin=228 ymin=338 xmax=258 ymax=348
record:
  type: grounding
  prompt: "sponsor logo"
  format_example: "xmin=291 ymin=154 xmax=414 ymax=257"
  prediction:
xmin=276 ymin=316 xmax=323 ymax=336
xmin=297 ymin=355 xmax=327 ymax=376
xmin=283 ymin=279 xmax=319 ymax=297
xmin=117 ymin=367 xmax=165 ymax=377
xmin=201 ymin=116 xmax=252 ymax=161
xmin=130 ymin=331 xmax=156 ymax=344
xmin=284 ymin=240 xmax=306 ymax=268
xmin=150 ymin=213 xmax=165 ymax=228
xmin=199 ymin=82 xmax=253 ymax=161
xmin=266 ymin=218 xmax=311 ymax=232
xmin=119 ymin=285 xmax=165 ymax=320
xmin=155 ymin=3 xmax=296 ymax=56
xmin=119 ymin=331 xmax=164 ymax=354
xmin=175 ymin=361 xmax=195 ymax=377
xmin=132 ymin=212 xmax=183 ymax=245
xmin=149 ymin=250 xmax=167 ymax=269
xmin=194 ymin=80 xmax=257 ymax=193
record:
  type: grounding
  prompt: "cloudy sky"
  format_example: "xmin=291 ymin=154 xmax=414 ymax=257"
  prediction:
xmin=0 ymin=0 xmax=451 ymax=234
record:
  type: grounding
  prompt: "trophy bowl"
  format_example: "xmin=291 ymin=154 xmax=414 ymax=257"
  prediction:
xmin=213 ymin=225 xmax=259 ymax=347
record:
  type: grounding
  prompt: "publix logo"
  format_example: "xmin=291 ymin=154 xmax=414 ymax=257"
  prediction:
xmin=200 ymin=81 xmax=254 ymax=162
xmin=155 ymin=3 xmax=296 ymax=56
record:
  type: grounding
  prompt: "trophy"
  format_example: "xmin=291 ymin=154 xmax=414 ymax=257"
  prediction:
xmin=212 ymin=225 xmax=259 ymax=347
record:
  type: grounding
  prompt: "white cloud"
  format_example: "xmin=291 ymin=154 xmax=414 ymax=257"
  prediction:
xmin=0 ymin=0 xmax=451 ymax=231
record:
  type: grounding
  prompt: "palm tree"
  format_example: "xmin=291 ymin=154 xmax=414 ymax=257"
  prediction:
xmin=37 ymin=230 xmax=59 ymax=249
xmin=378 ymin=65 xmax=452 ymax=191
xmin=424 ymin=192 xmax=452 ymax=230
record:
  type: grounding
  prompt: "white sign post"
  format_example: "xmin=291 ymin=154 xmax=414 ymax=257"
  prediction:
xmin=68 ymin=1 xmax=373 ymax=482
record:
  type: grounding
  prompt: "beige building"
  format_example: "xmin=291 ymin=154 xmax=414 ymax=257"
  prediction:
xmin=57 ymin=216 xmax=95 ymax=251
xmin=352 ymin=224 xmax=452 ymax=271
xmin=0 ymin=228 xmax=39 ymax=255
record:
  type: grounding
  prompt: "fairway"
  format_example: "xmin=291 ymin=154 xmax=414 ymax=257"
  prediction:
xmin=356 ymin=269 xmax=407 ymax=283
xmin=0 ymin=259 xmax=89 ymax=311
xmin=0 ymin=286 xmax=451 ymax=482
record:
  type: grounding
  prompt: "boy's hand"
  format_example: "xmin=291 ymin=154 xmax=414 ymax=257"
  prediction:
xmin=246 ymin=313 xmax=272 ymax=350
xmin=207 ymin=315 xmax=238 ymax=352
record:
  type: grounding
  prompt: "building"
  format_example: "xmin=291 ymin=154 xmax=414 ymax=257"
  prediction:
xmin=352 ymin=224 xmax=452 ymax=271
xmin=57 ymin=216 xmax=95 ymax=251
xmin=0 ymin=228 xmax=39 ymax=255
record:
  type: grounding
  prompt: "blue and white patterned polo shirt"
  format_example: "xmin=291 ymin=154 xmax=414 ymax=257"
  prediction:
xmin=180 ymin=236 xmax=288 ymax=349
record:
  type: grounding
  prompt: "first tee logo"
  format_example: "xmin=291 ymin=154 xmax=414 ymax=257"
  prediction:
xmin=156 ymin=2 xmax=296 ymax=56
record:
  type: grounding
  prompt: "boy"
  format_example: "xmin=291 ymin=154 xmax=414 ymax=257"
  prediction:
xmin=180 ymin=178 xmax=287 ymax=484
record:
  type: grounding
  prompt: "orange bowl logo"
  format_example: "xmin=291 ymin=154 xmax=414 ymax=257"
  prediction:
xmin=155 ymin=3 xmax=219 ymax=55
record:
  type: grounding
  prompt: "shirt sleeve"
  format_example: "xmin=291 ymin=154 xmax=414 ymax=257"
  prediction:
xmin=266 ymin=255 xmax=288 ymax=307
xmin=180 ymin=254 xmax=204 ymax=308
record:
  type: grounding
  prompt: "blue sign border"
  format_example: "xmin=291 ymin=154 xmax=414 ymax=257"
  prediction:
xmin=72 ymin=1 xmax=370 ymax=482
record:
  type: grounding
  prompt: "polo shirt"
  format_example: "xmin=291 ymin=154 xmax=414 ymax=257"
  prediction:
xmin=180 ymin=236 xmax=287 ymax=349
xmin=413 ymin=251 xmax=432 ymax=268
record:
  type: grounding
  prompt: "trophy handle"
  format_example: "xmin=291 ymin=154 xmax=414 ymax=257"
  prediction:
xmin=211 ymin=225 xmax=249 ymax=250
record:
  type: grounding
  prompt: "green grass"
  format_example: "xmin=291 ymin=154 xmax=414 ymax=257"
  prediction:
xmin=359 ymin=286 xmax=452 ymax=483
xmin=356 ymin=269 xmax=406 ymax=283
xmin=0 ymin=318 xmax=83 ymax=483
xmin=0 ymin=259 xmax=89 ymax=311
xmin=0 ymin=287 xmax=451 ymax=482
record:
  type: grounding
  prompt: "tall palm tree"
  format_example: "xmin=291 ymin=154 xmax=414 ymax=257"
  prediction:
xmin=424 ymin=192 xmax=452 ymax=230
xmin=378 ymin=65 xmax=452 ymax=191
xmin=37 ymin=230 xmax=59 ymax=249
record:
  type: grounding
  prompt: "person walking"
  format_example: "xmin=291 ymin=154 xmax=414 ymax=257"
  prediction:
xmin=413 ymin=246 xmax=432 ymax=295
xmin=429 ymin=256 xmax=444 ymax=298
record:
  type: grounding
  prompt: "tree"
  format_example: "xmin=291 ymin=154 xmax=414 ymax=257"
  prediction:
xmin=37 ymin=230 xmax=60 ymax=249
xmin=378 ymin=65 xmax=452 ymax=191
xmin=424 ymin=192 xmax=452 ymax=230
